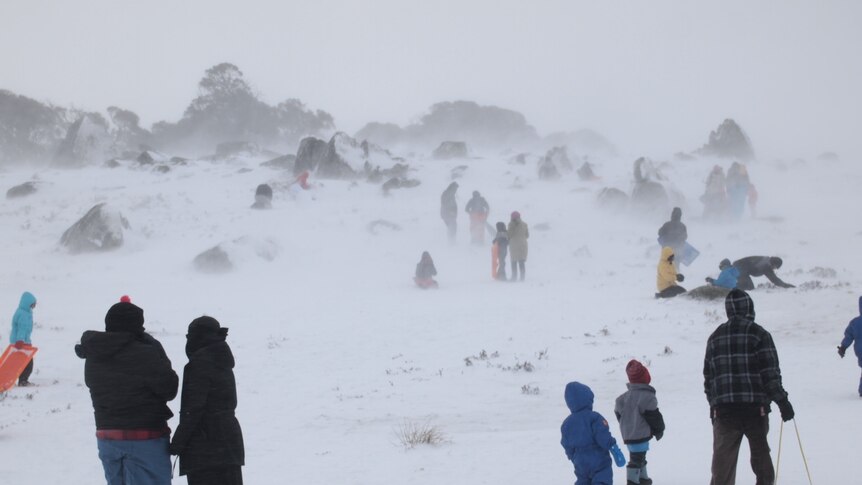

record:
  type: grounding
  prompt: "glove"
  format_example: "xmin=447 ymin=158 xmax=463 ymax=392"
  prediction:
xmin=777 ymin=399 xmax=794 ymax=422
xmin=169 ymin=442 xmax=183 ymax=456
xmin=610 ymin=443 xmax=626 ymax=467
xmin=705 ymin=277 xmax=715 ymax=284
xmin=676 ymin=274 xmax=685 ymax=282
xmin=838 ymin=346 xmax=846 ymax=358
xmin=14 ymin=340 xmax=25 ymax=349
xmin=654 ymin=429 xmax=664 ymax=441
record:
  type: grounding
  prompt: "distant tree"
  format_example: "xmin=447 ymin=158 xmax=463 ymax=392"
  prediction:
xmin=0 ymin=89 xmax=68 ymax=165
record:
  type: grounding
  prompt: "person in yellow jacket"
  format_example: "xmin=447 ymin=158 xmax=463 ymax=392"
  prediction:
xmin=656 ymin=247 xmax=686 ymax=298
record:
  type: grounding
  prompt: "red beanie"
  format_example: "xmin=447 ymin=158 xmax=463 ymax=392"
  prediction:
xmin=626 ymin=359 xmax=651 ymax=384
xmin=120 ymin=295 xmax=131 ymax=303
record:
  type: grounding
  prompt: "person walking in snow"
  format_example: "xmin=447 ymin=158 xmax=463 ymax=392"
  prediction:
xmin=508 ymin=211 xmax=529 ymax=281
xmin=615 ymin=360 xmax=665 ymax=485
xmin=465 ymin=190 xmax=490 ymax=245
xmin=837 ymin=296 xmax=862 ymax=397
xmin=492 ymin=221 xmax=509 ymax=280
xmin=440 ymin=182 xmax=459 ymax=243
xmin=704 ymin=289 xmax=795 ymax=485
xmin=9 ymin=291 xmax=37 ymax=386
xmin=732 ymin=256 xmax=795 ymax=290
xmin=701 ymin=165 xmax=727 ymax=221
xmin=705 ymin=258 xmax=740 ymax=289
xmin=75 ymin=299 xmax=178 ymax=485
xmin=725 ymin=162 xmax=751 ymax=220
xmin=657 ymin=207 xmax=687 ymax=267
xmin=655 ymin=247 xmax=685 ymax=298
xmin=561 ymin=381 xmax=627 ymax=485
xmin=171 ymin=316 xmax=245 ymax=485
xmin=414 ymin=251 xmax=438 ymax=289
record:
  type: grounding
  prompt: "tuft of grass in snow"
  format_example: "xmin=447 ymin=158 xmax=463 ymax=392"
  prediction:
xmin=395 ymin=420 xmax=447 ymax=449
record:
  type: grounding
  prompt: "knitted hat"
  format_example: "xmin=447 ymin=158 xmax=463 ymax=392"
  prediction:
xmin=626 ymin=359 xmax=651 ymax=384
xmin=105 ymin=302 xmax=145 ymax=334
xmin=511 ymin=211 xmax=521 ymax=220
xmin=120 ymin=295 xmax=131 ymax=303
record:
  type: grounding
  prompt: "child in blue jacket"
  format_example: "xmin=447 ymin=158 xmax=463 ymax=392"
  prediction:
xmin=838 ymin=296 xmax=862 ymax=396
xmin=705 ymin=258 xmax=739 ymax=289
xmin=9 ymin=291 xmax=37 ymax=386
xmin=561 ymin=381 xmax=626 ymax=484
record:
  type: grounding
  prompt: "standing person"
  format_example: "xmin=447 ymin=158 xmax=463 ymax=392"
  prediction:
xmin=561 ymin=381 xmax=626 ymax=485
xmin=75 ymin=300 xmax=179 ymax=485
xmin=725 ymin=162 xmax=751 ymax=220
xmin=492 ymin=222 xmax=509 ymax=281
xmin=440 ymin=182 xmax=459 ymax=243
xmin=655 ymin=247 xmax=686 ymax=298
xmin=837 ymin=296 xmax=862 ymax=396
xmin=171 ymin=316 xmax=244 ymax=485
xmin=732 ymin=256 xmax=795 ymax=290
xmin=508 ymin=211 xmax=529 ymax=281
xmin=9 ymin=291 xmax=36 ymax=386
xmin=704 ymin=289 xmax=795 ymax=485
xmin=615 ymin=360 xmax=665 ymax=485
xmin=701 ymin=165 xmax=727 ymax=221
xmin=414 ymin=251 xmax=438 ymax=289
xmin=465 ymin=190 xmax=490 ymax=245
xmin=657 ymin=207 xmax=687 ymax=267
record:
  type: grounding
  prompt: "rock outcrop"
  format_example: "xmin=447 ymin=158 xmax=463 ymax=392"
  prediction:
xmin=697 ymin=119 xmax=754 ymax=161
xmin=60 ymin=203 xmax=129 ymax=253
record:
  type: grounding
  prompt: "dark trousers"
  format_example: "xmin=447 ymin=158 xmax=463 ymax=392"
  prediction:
xmin=19 ymin=358 xmax=33 ymax=384
xmin=187 ymin=466 xmax=243 ymax=485
xmin=711 ymin=414 xmax=774 ymax=485
xmin=511 ymin=260 xmax=525 ymax=281
xmin=737 ymin=274 xmax=755 ymax=291
xmin=656 ymin=285 xmax=686 ymax=298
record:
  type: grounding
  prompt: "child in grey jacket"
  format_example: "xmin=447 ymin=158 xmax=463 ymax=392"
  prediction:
xmin=614 ymin=360 xmax=665 ymax=485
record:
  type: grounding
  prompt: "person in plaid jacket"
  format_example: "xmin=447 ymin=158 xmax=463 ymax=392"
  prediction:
xmin=703 ymin=288 xmax=794 ymax=485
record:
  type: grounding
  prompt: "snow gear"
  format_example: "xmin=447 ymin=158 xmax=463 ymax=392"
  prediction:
xmin=508 ymin=212 xmax=529 ymax=281
xmin=10 ymin=291 xmax=36 ymax=385
xmin=704 ymin=289 xmax=793 ymax=485
xmin=465 ymin=191 xmax=490 ymax=245
xmin=701 ymin=165 xmax=727 ymax=221
xmin=615 ymin=360 xmax=665 ymax=485
xmin=561 ymin=381 xmax=621 ymax=484
xmin=440 ymin=182 xmax=458 ymax=243
xmin=656 ymin=247 xmax=686 ymax=298
xmin=75 ymin=301 xmax=178 ymax=483
xmin=838 ymin=297 xmax=862 ymax=395
xmin=171 ymin=317 xmax=244 ymax=482
xmin=0 ymin=343 xmax=38 ymax=392
xmin=733 ymin=256 xmax=795 ymax=289
xmin=414 ymin=251 xmax=438 ymax=289
xmin=492 ymin=221 xmax=509 ymax=280
xmin=726 ymin=162 xmax=751 ymax=220
xmin=706 ymin=259 xmax=740 ymax=289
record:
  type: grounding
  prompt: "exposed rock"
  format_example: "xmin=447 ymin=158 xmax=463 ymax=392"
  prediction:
xmin=544 ymin=129 xmax=616 ymax=156
xmin=137 ymin=150 xmax=170 ymax=165
xmin=193 ymin=245 xmax=233 ymax=273
xmin=216 ymin=141 xmax=260 ymax=159
xmin=697 ymin=119 xmax=754 ymax=161
xmin=60 ymin=203 xmax=129 ymax=253
xmin=154 ymin=165 xmax=170 ymax=174
xmin=538 ymin=157 xmax=561 ymax=180
xmin=630 ymin=157 xmax=669 ymax=215
xmin=54 ymin=114 xmax=113 ymax=167
xmin=252 ymin=184 xmax=273 ymax=209
xmin=6 ymin=181 xmax=37 ymax=199
xmin=381 ymin=177 xmax=421 ymax=195
xmin=510 ymin=153 xmax=529 ymax=165
xmin=294 ymin=137 xmax=330 ymax=174
xmin=817 ymin=151 xmax=839 ymax=162
xmin=577 ymin=161 xmax=598 ymax=181
xmin=104 ymin=159 xmax=122 ymax=169
xmin=541 ymin=146 xmax=573 ymax=171
xmin=596 ymin=188 xmax=628 ymax=213
xmin=261 ymin=154 xmax=296 ymax=170
xmin=432 ymin=141 xmax=469 ymax=160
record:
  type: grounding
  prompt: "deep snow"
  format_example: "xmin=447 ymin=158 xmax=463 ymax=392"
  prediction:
xmin=0 ymin=152 xmax=859 ymax=484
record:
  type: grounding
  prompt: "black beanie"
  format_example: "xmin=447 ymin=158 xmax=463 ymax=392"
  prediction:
xmin=105 ymin=302 xmax=145 ymax=334
xmin=186 ymin=316 xmax=228 ymax=357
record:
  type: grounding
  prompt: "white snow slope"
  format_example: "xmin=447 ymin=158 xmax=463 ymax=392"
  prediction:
xmin=0 ymin=152 xmax=859 ymax=484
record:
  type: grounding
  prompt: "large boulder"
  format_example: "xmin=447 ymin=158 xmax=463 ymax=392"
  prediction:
xmin=432 ymin=141 xmax=468 ymax=160
xmin=630 ymin=157 xmax=670 ymax=215
xmin=294 ymin=132 xmax=399 ymax=180
xmin=6 ymin=181 xmax=37 ymax=199
xmin=697 ymin=119 xmax=754 ymax=161
xmin=193 ymin=245 xmax=233 ymax=273
xmin=193 ymin=237 xmax=280 ymax=273
xmin=596 ymin=188 xmax=628 ymax=213
xmin=54 ymin=114 xmax=113 ymax=167
xmin=60 ymin=203 xmax=129 ymax=253
xmin=251 ymin=183 xmax=273 ymax=209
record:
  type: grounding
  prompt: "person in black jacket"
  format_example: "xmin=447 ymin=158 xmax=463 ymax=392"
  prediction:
xmin=170 ymin=316 xmax=245 ymax=485
xmin=657 ymin=207 xmax=687 ymax=267
xmin=440 ymin=182 xmax=459 ymax=243
xmin=732 ymin=256 xmax=795 ymax=290
xmin=75 ymin=299 xmax=178 ymax=485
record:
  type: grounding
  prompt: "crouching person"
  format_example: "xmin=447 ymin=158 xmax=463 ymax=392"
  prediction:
xmin=171 ymin=317 xmax=245 ymax=485
xmin=75 ymin=300 xmax=178 ymax=485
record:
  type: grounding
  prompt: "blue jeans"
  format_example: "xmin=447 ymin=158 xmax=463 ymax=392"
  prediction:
xmin=97 ymin=437 xmax=172 ymax=485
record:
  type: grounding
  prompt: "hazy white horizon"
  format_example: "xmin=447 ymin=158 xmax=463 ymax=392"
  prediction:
xmin=2 ymin=0 xmax=860 ymax=159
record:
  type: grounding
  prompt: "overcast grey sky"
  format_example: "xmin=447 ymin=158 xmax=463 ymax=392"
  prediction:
xmin=2 ymin=0 xmax=860 ymax=158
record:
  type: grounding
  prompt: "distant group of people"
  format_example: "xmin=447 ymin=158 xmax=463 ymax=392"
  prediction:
xmin=701 ymin=162 xmax=757 ymax=221
xmin=421 ymin=184 xmax=529 ymax=288
xmin=562 ymin=288 xmax=797 ymax=485
xmin=654 ymin=207 xmax=794 ymax=299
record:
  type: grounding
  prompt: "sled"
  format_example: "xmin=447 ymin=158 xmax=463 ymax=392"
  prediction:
xmin=0 ymin=344 xmax=38 ymax=392
xmin=678 ymin=242 xmax=700 ymax=267
xmin=492 ymin=242 xmax=499 ymax=279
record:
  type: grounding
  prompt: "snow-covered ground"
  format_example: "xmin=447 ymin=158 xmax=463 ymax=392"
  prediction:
xmin=0 ymin=151 xmax=859 ymax=484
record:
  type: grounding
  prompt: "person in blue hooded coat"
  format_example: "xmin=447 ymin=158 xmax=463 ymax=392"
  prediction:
xmin=561 ymin=381 xmax=625 ymax=484
xmin=837 ymin=296 xmax=862 ymax=396
xmin=705 ymin=259 xmax=739 ymax=289
xmin=9 ymin=291 xmax=37 ymax=386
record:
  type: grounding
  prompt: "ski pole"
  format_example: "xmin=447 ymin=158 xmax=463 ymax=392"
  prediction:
xmin=775 ymin=420 xmax=784 ymax=485
xmin=793 ymin=419 xmax=814 ymax=485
